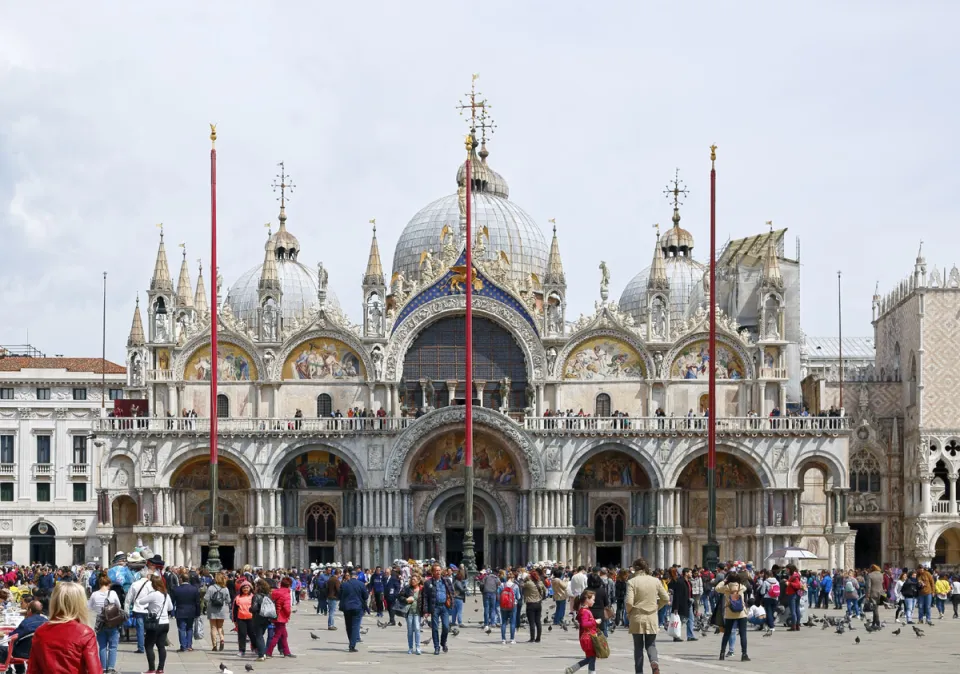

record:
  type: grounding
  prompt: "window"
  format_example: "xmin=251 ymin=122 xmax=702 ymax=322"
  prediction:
xmin=0 ymin=436 xmax=12 ymax=464
xmin=849 ymin=450 xmax=882 ymax=493
xmin=109 ymin=389 xmax=123 ymax=400
xmin=36 ymin=436 xmax=51 ymax=464
xmin=594 ymin=503 xmax=625 ymax=543
xmin=36 ymin=483 xmax=50 ymax=502
xmin=216 ymin=394 xmax=229 ymax=418
xmin=36 ymin=388 xmax=51 ymax=400
xmin=73 ymin=483 xmax=87 ymax=502
xmin=72 ymin=387 xmax=87 ymax=401
xmin=0 ymin=545 xmax=10 ymax=562
xmin=317 ymin=393 xmax=332 ymax=418
xmin=73 ymin=544 xmax=85 ymax=565
xmin=0 ymin=484 xmax=12 ymax=501
xmin=0 ymin=388 xmax=13 ymax=399
xmin=306 ymin=503 xmax=336 ymax=542
xmin=595 ymin=393 xmax=611 ymax=417
xmin=73 ymin=436 xmax=87 ymax=465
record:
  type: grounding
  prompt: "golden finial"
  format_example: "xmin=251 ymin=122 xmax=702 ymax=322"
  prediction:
xmin=264 ymin=222 xmax=272 ymax=237
xmin=155 ymin=222 xmax=164 ymax=239
xmin=653 ymin=223 xmax=660 ymax=237
xmin=369 ymin=218 xmax=376 ymax=225
xmin=710 ymin=144 xmax=717 ymax=169
xmin=765 ymin=220 xmax=773 ymax=232
xmin=178 ymin=242 xmax=186 ymax=258
xmin=209 ymin=123 xmax=217 ymax=147
xmin=465 ymin=133 xmax=474 ymax=154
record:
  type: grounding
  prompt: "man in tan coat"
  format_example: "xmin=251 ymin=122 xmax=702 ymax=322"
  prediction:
xmin=625 ymin=558 xmax=669 ymax=674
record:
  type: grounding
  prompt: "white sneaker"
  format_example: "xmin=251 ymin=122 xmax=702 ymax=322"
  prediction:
xmin=510 ymin=639 xmax=516 ymax=644
xmin=502 ymin=640 xmax=506 ymax=645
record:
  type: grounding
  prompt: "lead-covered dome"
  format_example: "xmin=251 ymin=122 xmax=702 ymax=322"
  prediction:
xmin=227 ymin=258 xmax=340 ymax=326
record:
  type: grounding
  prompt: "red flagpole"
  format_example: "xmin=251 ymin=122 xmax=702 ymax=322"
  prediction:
xmin=462 ymin=132 xmax=477 ymax=575
xmin=704 ymin=144 xmax=719 ymax=569
xmin=207 ymin=124 xmax=222 ymax=572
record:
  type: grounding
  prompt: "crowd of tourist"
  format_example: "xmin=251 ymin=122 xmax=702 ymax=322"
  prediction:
xmin=0 ymin=555 xmax=956 ymax=673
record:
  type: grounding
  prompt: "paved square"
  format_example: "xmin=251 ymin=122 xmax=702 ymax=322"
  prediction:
xmin=112 ymin=594 xmax=960 ymax=673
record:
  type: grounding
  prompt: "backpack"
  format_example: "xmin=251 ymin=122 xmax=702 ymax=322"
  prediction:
xmin=499 ymin=586 xmax=516 ymax=610
xmin=728 ymin=590 xmax=744 ymax=613
xmin=99 ymin=592 xmax=126 ymax=629
xmin=767 ymin=581 xmax=781 ymax=598
xmin=209 ymin=586 xmax=227 ymax=610
xmin=259 ymin=594 xmax=278 ymax=619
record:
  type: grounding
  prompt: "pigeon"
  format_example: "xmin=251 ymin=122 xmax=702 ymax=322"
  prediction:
xmin=474 ymin=608 xmax=479 ymax=612
xmin=360 ymin=628 xmax=369 ymax=635
xmin=220 ymin=665 xmax=227 ymax=673
xmin=913 ymin=626 xmax=925 ymax=638
xmin=762 ymin=630 xmax=772 ymax=638
xmin=892 ymin=628 xmax=901 ymax=635
xmin=485 ymin=626 xmax=492 ymax=634
xmin=310 ymin=631 xmax=319 ymax=640
xmin=548 ymin=625 xmax=553 ymax=631
xmin=855 ymin=637 xmax=860 ymax=644
xmin=451 ymin=627 xmax=460 ymax=637
xmin=220 ymin=668 xmax=233 ymax=674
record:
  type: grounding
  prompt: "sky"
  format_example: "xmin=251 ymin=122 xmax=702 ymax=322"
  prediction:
xmin=1 ymin=1 xmax=957 ymax=363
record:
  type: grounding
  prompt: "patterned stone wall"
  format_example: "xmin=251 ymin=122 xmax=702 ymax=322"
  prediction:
xmin=919 ymin=290 xmax=960 ymax=429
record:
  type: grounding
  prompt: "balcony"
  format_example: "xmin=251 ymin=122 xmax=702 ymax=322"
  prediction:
xmin=932 ymin=501 xmax=958 ymax=514
xmin=95 ymin=416 xmax=415 ymax=436
xmin=32 ymin=463 xmax=53 ymax=478
xmin=524 ymin=415 xmax=850 ymax=436
xmin=0 ymin=464 xmax=15 ymax=478
xmin=69 ymin=463 xmax=89 ymax=478
xmin=147 ymin=369 xmax=176 ymax=382
xmin=759 ymin=367 xmax=788 ymax=379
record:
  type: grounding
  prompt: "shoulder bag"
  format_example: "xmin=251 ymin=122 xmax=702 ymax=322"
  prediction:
xmin=591 ymin=631 xmax=610 ymax=659
xmin=144 ymin=592 xmax=167 ymax=632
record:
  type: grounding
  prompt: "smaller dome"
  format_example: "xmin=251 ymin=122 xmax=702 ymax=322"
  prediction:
xmin=661 ymin=209 xmax=694 ymax=254
xmin=456 ymin=142 xmax=509 ymax=198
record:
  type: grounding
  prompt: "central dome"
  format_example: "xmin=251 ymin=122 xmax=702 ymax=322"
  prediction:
xmin=619 ymin=251 xmax=706 ymax=324
xmin=392 ymin=191 xmax=548 ymax=285
xmin=227 ymin=259 xmax=340 ymax=326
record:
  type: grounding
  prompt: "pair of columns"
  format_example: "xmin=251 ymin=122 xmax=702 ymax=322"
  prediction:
xmin=530 ymin=491 xmax=574 ymax=528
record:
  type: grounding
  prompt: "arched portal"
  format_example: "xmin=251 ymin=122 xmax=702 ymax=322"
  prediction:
xmin=675 ymin=451 xmax=762 ymax=564
xmin=798 ymin=461 xmax=832 ymax=565
xmin=305 ymin=502 xmax=337 ymax=565
xmin=594 ymin=503 xmax=626 ymax=567
xmin=30 ymin=522 xmax=56 ymax=566
xmin=423 ymin=487 xmax=504 ymax=568
xmin=933 ymin=526 xmax=960 ymax=566
xmin=111 ymin=494 xmax=139 ymax=557
xmin=408 ymin=429 xmax=521 ymax=488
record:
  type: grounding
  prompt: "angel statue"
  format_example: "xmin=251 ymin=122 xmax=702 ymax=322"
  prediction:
xmin=440 ymin=224 xmax=458 ymax=265
xmin=419 ymin=249 xmax=437 ymax=281
xmin=457 ymin=184 xmax=467 ymax=221
xmin=390 ymin=270 xmax=406 ymax=301
xmin=474 ymin=225 xmax=489 ymax=259
xmin=494 ymin=250 xmax=511 ymax=283
xmin=599 ymin=261 xmax=610 ymax=301
xmin=317 ymin=262 xmax=329 ymax=293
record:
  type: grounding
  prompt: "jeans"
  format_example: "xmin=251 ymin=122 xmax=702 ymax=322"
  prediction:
xmin=452 ymin=597 xmax=464 ymax=626
xmin=632 ymin=633 xmax=658 ymax=673
xmin=327 ymin=599 xmax=338 ymax=628
xmin=406 ymin=613 xmax=421 ymax=650
xmin=846 ymin=598 xmax=860 ymax=618
xmin=935 ymin=597 xmax=945 ymax=616
xmin=904 ymin=597 xmax=916 ymax=622
xmin=554 ymin=599 xmax=567 ymax=625
xmin=430 ymin=605 xmax=450 ymax=650
xmin=833 ymin=588 xmax=843 ymax=609
xmin=500 ymin=607 xmax=516 ymax=640
xmin=526 ymin=602 xmax=542 ymax=641
xmin=685 ymin=606 xmax=696 ymax=639
xmin=133 ymin=613 xmax=146 ymax=651
xmin=573 ymin=656 xmax=596 ymax=672
xmin=720 ymin=617 xmax=747 ymax=656
xmin=344 ymin=608 xmax=362 ymax=649
xmin=748 ymin=616 xmax=766 ymax=627
xmin=788 ymin=594 xmax=801 ymax=626
xmin=763 ymin=598 xmax=778 ymax=629
xmin=144 ymin=623 xmax=168 ymax=672
xmin=483 ymin=592 xmax=497 ymax=626
xmin=96 ymin=626 xmax=120 ymax=670
xmin=177 ymin=617 xmax=194 ymax=650
xmin=701 ymin=593 xmax=712 ymax=615
xmin=917 ymin=594 xmax=933 ymax=622
xmin=266 ymin=622 xmax=291 ymax=656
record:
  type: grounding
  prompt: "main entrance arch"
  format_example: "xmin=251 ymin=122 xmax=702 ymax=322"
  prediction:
xmin=30 ymin=522 xmax=56 ymax=566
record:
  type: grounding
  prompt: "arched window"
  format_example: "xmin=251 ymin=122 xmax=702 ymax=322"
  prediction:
xmin=317 ymin=393 xmax=332 ymax=418
xmin=594 ymin=503 xmax=625 ymax=543
xmin=216 ymin=394 xmax=229 ymax=418
xmin=595 ymin=393 xmax=611 ymax=417
xmin=849 ymin=450 xmax=882 ymax=493
xmin=306 ymin=503 xmax=336 ymax=542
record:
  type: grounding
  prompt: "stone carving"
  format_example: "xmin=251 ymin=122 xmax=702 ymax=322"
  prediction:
xmin=598 ymin=261 xmax=610 ymax=301
xmin=544 ymin=445 xmax=561 ymax=471
xmin=912 ymin=518 xmax=928 ymax=551
xmin=262 ymin=303 xmax=279 ymax=341
xmin=658 ymin=440 xmax=671 ymax=464
xmin=154 ymin=312 xmax=169 ymax=342
xmin=889 ymin=518 xmax=901 ymax=549
xmin=0 ymin=520 xmax=11 ymax=531
xmin=383 ymin=406 xmax=544 ymax=488
xmin=653 ymin=352 xmax=664 ymax=378
xmin=141 ymin=445 xmax=157 ymax=473
xmin=73 ymin=518 xmax=86 ymax=532
xmin=415 ymin=478 xmax=514 ymax=532
xmin=545 ymin=347 xmax=557 ymax=377
xmin=131 ymin=352 xmax=144 ymax=387
xmin=371 ymin=346 xmax=384 ymax=381
xmin=366 ymin=298 xmax=383 ymax=336
xmin=651 ymin=296 xmax=667 ymax=339
xmin=547 ymin=303 xmax=563 ymax=335
xmin=771 ymin=442 xmax=788 ymax=473
xmin=112 ymin=467 xmax=130 ymax=488
xmin=17 ymin=408 xmax=32 ymax=419
xmin=368 ymin=444 xmax=384 ymax=470
xmin=848 ymin=492 xmax=880 ymax=514
xmin=948 ymin=264 xmax=960 ymax=289
xmin=54 ymin=408 xmax=68 ymax=419
xmin=915 ymin=442 xmax=929 ymax=475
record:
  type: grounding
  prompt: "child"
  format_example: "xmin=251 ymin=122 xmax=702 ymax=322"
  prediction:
xmin=565 ymin=590 xmax=599 ymax=673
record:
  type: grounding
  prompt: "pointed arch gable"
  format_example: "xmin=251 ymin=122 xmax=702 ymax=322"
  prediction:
xmin=555 ymin=329 xmax=652 ymax=381
xmin=263 ymin=438 xmax=369 ymax=490
xmin=667 ymin=441 xmax=773 ymax=489
xmin=384 ymin=295 xmax=546 ymax=383
xmin=664 ymin=333 xmax=754 ymax=381
xmin=561 ymin=440 xmax=663 ymax=489
xmin=157 ymin=444 xmax=263 ymax=490
xmin=274 ymin=328 xmax=374 ymax=383
xmin=175 ymin=335 xmax=263 ymax=382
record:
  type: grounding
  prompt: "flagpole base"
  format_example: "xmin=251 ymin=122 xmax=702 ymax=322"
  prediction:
xmin=701 ymin=542 xmax=720 ymax=571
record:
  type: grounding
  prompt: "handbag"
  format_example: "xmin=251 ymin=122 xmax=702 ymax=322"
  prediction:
xmin=590 ymin=632 xmax=610 ymax=659
xmin=603 ymin=605 xmax=615 ymax=621
xmin=144 ymin=592 xmax=167 ymax=632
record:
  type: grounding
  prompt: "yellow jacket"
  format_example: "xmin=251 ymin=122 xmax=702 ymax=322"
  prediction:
xmin=934 ymin=578 xmax=951 ymax=597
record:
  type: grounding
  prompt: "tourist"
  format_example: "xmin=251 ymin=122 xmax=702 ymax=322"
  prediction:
xmin=569 ymin=566 xmax=588 ymax=607
xmin=171 ymin=570 xmax=200 ymax=652
xmin=785 ymin=565 xmax=805 ymax=628
xmin=481 ymin=568 xmax=500 ymax=627
xmin=88 ymin=572 xmax=121 ymax=673
xmin=338 ymin=568 xmax=369 ymax=653
xmin=759 ymin=570 xmax=780 ymax=632
xmin=865 ymin=564 xmax=885 ymax=627
xmin=901 ymin=570 xmax=919 ymax=623
xmin=552 ymin=571 xmax=569 ymax=625
xmin=204 ymin=572 xmax=230 ymax=652
xmin=564 ymin=589 xmax=600 ymax=674
xmin=324 ymin=569 xmax=341 ymax=630
xmin=232 ymin=581 xmax=258 ymax=657
xmin=917 ymin=565 xmax=936 ymax=625
xmin=368 ymin=565 xmax=386 ymax=617
xmin=399 ymin=573 xmax=423 ymax=654
xmin=669 ymin=567 xmax=697 ymax=641
xmin=934 ymin=572 xmax=951 ymax=619
xmin=522 ymin=569 xmax=547 ymax=643
xmin=251 ymin=579 xmax=273 ymax=660
xmin=625 ymin=557 xmax=669 ymax=674
xmin=0 ymin=598 xmax=45 ymax=674
xmin=422 ymin=563 xmax=454 ymax=655
xmin=716 ymin=570 xmax=750 ymax=662
xmin=140 ymin=574 xmax=173 ymax=674
xmin=266 ymin=576 xmax=296 ymax=658
xmin=452 ymin=569 xmax=467 ymax=627
xmin=384 ymin=568 xmax=403 ymax=626
xmin=313 ymin=568 xmax=329 ymax=614
xmin=586 ymin=570 xmax=611 ymax=637
xmin=499 ymin=571 xmax=520 ymax=644
xmin=950 ymin=575 xmax=960 ymax=618
xmin=27 ymin=583 xmax=100 ymax=674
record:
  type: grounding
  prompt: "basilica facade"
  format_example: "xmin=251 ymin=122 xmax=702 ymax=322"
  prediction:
xmin=93 ymin=138 xmax=857 ymax=572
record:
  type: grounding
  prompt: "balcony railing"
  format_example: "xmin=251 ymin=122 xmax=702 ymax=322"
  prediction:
xmin=524 ymin=416 xmax=849 ymax=434
xmin=32 ymin=463 xmax=53 ymax=478
xmin=69 ymin=463 xmax=89 ymax=478
xmin=147 ymin=369 xmax=176 ymax=382
xmin=95 ymin=416 xmax=415 ymax=435
xmin=932 ymin=501 xmax=958 ymax=514
xmin=0 ymin=464 xmax=15 ymax=476
xmin=759 ymin=367 xmax=788 ymax=379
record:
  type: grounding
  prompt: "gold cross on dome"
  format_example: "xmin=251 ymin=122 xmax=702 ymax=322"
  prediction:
xmin=457 ymin=73 xmax=491 ymax=136
xmin=272 ymin=161 xmax=295 ymax=208
xmin=663 ymin=169 xmax=689 ymax=210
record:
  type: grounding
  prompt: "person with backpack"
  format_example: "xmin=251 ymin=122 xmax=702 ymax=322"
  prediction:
xmin=843 ymin=571 xmax=861 ymax=619
xmin=204 ymin=573 xmax=230 ymax=652
xmin=785 ymin=565 xmax=805 ymax=629
xmin=759 ymin=570 xmax=780 ymax=632
xmin=250 ymin=579 xmax=275 ymax=661
xmin=314 ymin=570 xmax=329 ymax=615
xmin=498 ymin=571 xmax=521 ymax=644
xmin=716 ymin=571 xmax=750 ymax=662
xmin=266 ymin=576 xmax=296 ymax=658
xmin=88 ymin=572 xmax=123 ymax=673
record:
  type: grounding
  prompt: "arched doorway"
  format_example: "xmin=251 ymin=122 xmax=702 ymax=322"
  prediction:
xmin=798 ymin=462 xmax=833 ymax=566
xmin=170 ymin=457 xmax=251 ymax=569
xmin=111 ymin=494 xmax=139 ymax=556
xmin=933 ymin=526 xmax=960 ymax=567
xmin=30 ymin=522 xmax=56 ymax=565
xmin=305 ymin=503 xmax=337 ymax=565
xmin=572 ymin=449 xmax=652 ymax=566
xmin=676 ymin=451 xmax=762 ymax=564
xmin=444 ymin=503 xmax=486 ymax=569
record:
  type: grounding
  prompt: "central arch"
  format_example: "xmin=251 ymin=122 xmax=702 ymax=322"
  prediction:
xmin=419 ymin=482 xmax=511 ymax=568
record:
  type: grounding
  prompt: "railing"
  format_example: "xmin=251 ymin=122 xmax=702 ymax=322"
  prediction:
xmin=147 ymin=369 xmax=176 ymax=382
xmin=32 ymin=463 xmax=53 ymax=478
xmin=524 ymin=416 xmax=849 ymax=434
xmin=69 ymin=463 xmax=89 ymax=478
xmin=932 ymin=501 xmax=957 ymax=514
xmin=759 ymin=367 xmax=788 ymax=379
xmin=0 ymin=464 xmax=15 ymax=476
xmin=95 ymin=416 xmax=415 ymax=434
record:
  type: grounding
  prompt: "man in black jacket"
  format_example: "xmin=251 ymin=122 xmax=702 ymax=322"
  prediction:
xmin=669 ymin=568 xmax=697 ymax=642
xmin=421 ymin=564 xmax=455 ymax=655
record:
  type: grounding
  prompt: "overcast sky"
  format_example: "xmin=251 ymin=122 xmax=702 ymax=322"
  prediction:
xmin=1 ymin=2 xmax=957 ymax=362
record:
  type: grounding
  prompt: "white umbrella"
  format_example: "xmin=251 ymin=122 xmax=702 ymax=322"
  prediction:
xmin=765 ymin=546 xmax=820 ymax=561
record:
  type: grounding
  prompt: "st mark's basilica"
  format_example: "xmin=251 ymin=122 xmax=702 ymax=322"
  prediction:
xmin=90 ymin=116 xmax=960 ymax=574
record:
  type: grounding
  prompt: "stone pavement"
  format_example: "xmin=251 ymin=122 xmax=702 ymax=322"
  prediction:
xmin=113 ymin=594 xmax=960 ymax=673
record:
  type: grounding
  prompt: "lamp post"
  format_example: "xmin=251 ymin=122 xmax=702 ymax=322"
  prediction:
xmin=207 ymin=124 xmax=222 ymax=573
xmin=702 ymin=145 xmax=720 ymax=571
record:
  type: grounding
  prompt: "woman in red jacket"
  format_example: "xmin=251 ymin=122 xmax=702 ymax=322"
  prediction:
xmin=266 ymin=576 xmax=296 ymax=658
xmin=28 ymin=581 xmax=102 ymax=673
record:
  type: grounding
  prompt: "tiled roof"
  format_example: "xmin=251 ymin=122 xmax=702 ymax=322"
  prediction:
xmin=804 ymin=336 xmax=875 ymax=360
xmin=0 ymin=357 xmax=126 ymax=374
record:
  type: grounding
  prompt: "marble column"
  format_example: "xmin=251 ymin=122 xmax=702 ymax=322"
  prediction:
xmin=921 ymin=476 xmax=932 ymax=515
xmin=255 ymin=491 xmax=263 ymax=527
xmin=949 ymin=473 xmax=958 ymax=515
xmin=656 ymin=536 xmax=664 ymax=569
xmin=256 ymin=536 xmax=264 ymax=567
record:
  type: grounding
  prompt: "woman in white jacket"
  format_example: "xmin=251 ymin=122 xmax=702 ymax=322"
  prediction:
xmin=140 ymin=575 xmax=173 ymax=674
